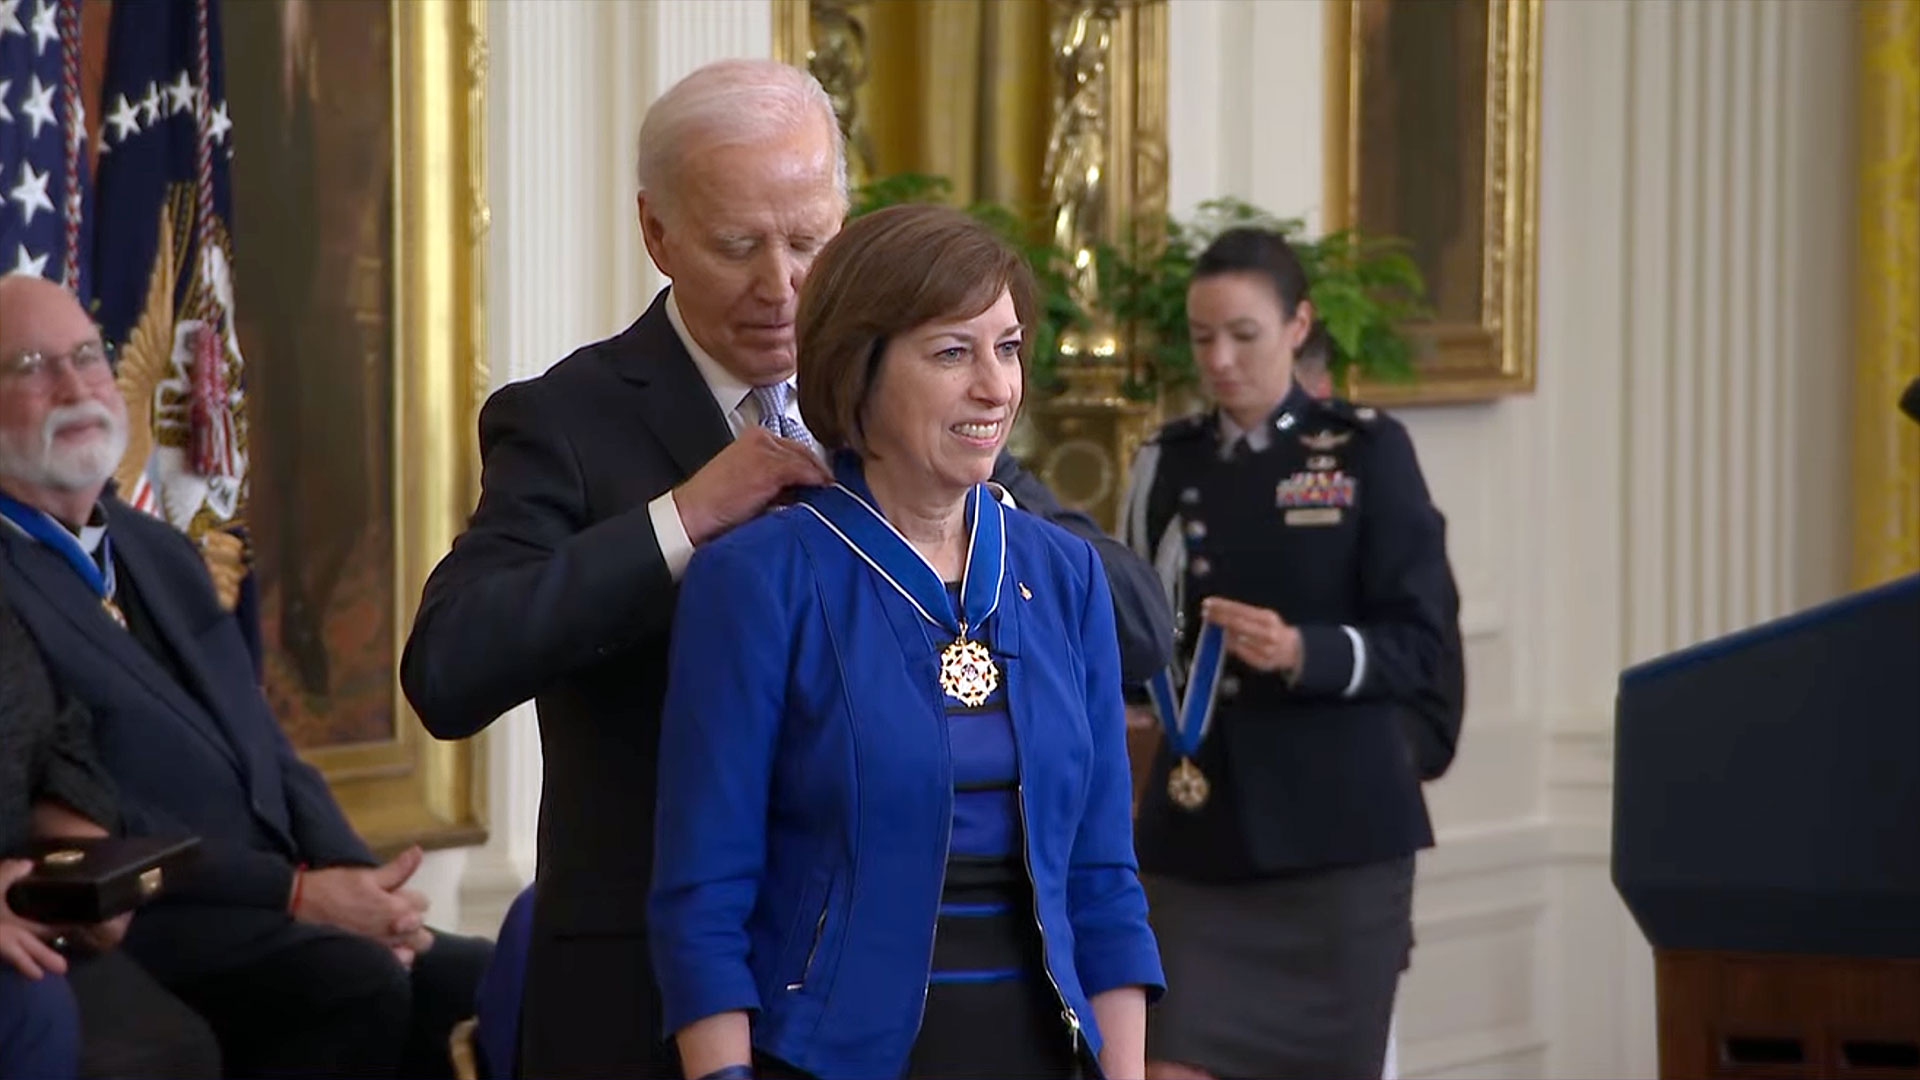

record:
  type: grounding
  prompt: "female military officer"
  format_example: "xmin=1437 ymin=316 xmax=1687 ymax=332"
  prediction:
xmin=1120 ymin=227 xmax=1464 ymax=1080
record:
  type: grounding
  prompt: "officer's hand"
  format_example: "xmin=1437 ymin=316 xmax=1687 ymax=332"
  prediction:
xmin=674 ymin=428 xmax=831 ymax=546
xmin=1200 ymin=596 xmax=1303 ymax=675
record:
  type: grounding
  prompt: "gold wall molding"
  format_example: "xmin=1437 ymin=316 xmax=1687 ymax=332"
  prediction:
xmin=1854 ymin=0 xmax=1920 ymax=587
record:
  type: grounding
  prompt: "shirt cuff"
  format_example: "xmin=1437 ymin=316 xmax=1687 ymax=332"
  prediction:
xmin=648 ymin=490 xmax=696 ymax=582
xmin=1290 ymin=623 xmax=1365 ymax=698
xmin=1340 ymin=624 xmax=1368 ymax=697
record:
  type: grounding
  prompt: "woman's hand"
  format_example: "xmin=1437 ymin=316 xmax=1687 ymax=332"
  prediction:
xmin=0 ymin=860 xmax=66 ymax=979
xmin=1200 ymin=596 xmax=1302 ymax=675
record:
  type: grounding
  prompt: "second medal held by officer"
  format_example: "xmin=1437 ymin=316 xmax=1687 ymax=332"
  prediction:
xmin=1120 ymin=227 xmax=1466 ymax=1080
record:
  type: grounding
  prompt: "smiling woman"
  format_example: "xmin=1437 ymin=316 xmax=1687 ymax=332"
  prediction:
xmin=650 ymin=204 xmax=1162 ymax=1080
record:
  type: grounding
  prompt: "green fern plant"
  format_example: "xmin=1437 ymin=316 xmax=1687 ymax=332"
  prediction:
xmin=847 ymin=178 xmax=1429 ymax=401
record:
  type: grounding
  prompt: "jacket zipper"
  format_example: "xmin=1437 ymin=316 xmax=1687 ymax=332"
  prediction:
xmin=784 ymin=886 xmax=832 ymax=992
xmin=1011 ymin=745 xmax=1083 ymax=1058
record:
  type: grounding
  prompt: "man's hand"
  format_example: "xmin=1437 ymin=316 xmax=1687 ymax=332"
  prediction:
xmin=293 ymin=846 xmax=430 ymax=945
xmin=0 ymin=860 xmax=66 ymax=979
xmin=674 ymin=428 xmax=830 ymax=546
xmin=1201 ymin=596 xmax=1303 ymax=675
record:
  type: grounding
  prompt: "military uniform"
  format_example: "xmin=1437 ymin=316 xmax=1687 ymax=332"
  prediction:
xmin=1120 ymin=382 xmax=1464 ymax=1079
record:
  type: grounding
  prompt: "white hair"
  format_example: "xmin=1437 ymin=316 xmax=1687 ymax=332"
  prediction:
xmin=635 ymin=58 xmax=848 ymax=217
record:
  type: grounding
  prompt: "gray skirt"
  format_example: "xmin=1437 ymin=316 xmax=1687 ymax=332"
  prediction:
xmin=1144 ymin=858 xmax=1415 ymax=1080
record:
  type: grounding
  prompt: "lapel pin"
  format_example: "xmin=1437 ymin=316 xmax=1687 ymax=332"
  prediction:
xmin=1018 ymin=582 xmax=1032 ymax=601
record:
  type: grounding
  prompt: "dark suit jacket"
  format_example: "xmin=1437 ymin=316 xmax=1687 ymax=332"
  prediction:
xmin=400 ymin=290 xmax=1170 ymax=1077
xmin=0 ymin=498 xmax=376 ymax=984
xmin=0 ymin=584 xmax=118 ymax=856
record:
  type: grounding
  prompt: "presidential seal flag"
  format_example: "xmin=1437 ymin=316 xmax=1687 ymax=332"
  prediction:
xmin=0 ymin=0 xmax=91 ymax=294
xmin=92 ymin=0 xmax=243 ymax=542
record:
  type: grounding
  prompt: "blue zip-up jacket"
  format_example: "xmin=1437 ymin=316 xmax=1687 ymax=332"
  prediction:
xmin=649 ymin=474 xmax=1164 ymax=1080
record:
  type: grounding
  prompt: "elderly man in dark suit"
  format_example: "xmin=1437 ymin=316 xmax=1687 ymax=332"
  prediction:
xmin=400 ymin=57 xmax=1173 ymax=1079
xmin=0 ymin=274 xmax=492 ymax=1078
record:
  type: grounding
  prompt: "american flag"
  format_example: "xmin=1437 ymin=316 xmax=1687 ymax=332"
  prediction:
xmin=91 ymin=0 xmax=242 ymax=533
xmin=0 ymin=0 xmax=90 ymax=296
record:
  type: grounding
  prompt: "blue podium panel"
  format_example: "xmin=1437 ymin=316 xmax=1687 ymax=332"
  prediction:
xmin=1613 ymin=573 xmax=1920 ymax=957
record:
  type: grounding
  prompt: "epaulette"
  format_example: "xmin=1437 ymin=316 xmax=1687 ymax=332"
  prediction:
xmin=1149 ymin=411 xmax=1214 ymax=445
xmin=1308 ymin=395 xmax=1382 ymax=430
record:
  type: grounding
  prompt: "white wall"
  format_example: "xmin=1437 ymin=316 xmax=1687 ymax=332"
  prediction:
xmin=431 ymin=4 xmax=1856 ymax=1077
xmin=1170 ymin=1 xmax=1853 ymax=1077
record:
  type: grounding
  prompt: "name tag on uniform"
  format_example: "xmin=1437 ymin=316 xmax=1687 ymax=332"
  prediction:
xmin=1284 ymin=507 xmax=1343 ymax=527
xmin=1276 ymin=470 xmax=1357 ymax=508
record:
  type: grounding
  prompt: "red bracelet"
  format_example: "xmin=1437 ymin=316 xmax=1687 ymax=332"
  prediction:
xmin=288 ymin=864 xmax=307 ymax=913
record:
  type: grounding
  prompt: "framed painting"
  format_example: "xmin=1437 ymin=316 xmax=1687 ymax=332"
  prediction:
xmin=1324 ymin=0 xmax=1540 ymax=404
xmin=217 ymin=0 xmax=489 ymax=853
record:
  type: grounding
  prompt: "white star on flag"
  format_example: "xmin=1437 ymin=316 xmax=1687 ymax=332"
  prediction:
xmin=19 ymin=75 xmax=54 ymax=140
xmin=8 ymin=244 xmax=46 ymax=277
xmin=164 ymin=71 xmax=195 ymax=116
xmin=9 ymin=160 xmax=52 ymax=224
xmin=0 ymin=80 xmax=12 ymax=124
xmin=207 ymin=101 xmax=232 ymax=144
xmin=137 ymin=83 xmax=161 ymax=126
xmin=26 ymin=0 xmax=54 ymax=57
xmin=105 ymin=94 xmax=140 ymax=143
xmin=0 ymin=0 xmax=24 ymax=42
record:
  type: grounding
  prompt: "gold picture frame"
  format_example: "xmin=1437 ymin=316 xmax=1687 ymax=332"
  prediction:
xmin=1324 ymin=0 xmax=1540 ymax=404
xmin=291 ymin=0 xmax=490 ymax=854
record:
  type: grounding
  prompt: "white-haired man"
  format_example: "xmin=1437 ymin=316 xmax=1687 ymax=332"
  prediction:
xmin=0 ymin=274 xmax=493 ymax=1078
xmin=403 ymin=57 xmax=1173 ymax=1077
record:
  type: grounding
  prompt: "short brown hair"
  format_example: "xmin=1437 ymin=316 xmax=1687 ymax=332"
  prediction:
xmin=797 ymin=204 xmax=1037 ymax=453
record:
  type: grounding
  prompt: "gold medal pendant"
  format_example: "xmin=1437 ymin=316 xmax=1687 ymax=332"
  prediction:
xmin=939 ymin=637 xmax=999 ymax=707
xmin=1168 ymin=757 xmax=1210 ymax=811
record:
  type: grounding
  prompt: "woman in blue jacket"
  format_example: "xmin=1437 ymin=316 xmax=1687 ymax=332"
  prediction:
xmin=650 ymin=203 xmax=1164 ymax=1080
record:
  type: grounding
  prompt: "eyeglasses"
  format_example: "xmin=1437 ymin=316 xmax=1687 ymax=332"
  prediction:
xmin=0 ymin=340 xmax=115 ymax=390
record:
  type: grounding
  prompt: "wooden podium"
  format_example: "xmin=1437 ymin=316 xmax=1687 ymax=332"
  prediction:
xmin=1654 ymin=951 xmax=1920 ymax=1077
xmin=1612 ymin=573 xmax=1920 ymax=1080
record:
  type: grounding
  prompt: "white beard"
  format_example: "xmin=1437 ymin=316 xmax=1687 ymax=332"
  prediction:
xmin=0 ymin=401 xmax=129 ymax=493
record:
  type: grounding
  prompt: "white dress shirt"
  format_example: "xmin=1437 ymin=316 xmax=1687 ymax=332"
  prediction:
xmin=645 ymin=291 xmax=812 ymax=581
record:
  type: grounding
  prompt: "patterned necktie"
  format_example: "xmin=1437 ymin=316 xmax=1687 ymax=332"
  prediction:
xmin=749 ymin=382 xmax=813 ymax=446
